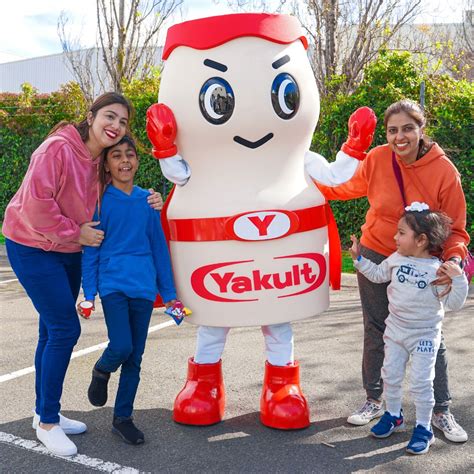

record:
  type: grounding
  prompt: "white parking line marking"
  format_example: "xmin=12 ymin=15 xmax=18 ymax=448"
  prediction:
xmin=344 ymin=441 xmax=407 ymax=459
xmin=0 ymin=319 xmax=175 ymax=383
xmin=0 ymin=278 xmax=18 ymax=284
xmin=208 ymin=432 xmax=251 ymax=442
xmin=0 ymin=431 xmax=142 ymax=473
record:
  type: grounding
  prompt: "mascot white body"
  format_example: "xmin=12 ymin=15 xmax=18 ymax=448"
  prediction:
xmin=146 ymin=13 xmax=376 ymax=429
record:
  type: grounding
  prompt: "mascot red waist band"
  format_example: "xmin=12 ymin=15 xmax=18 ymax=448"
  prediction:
xmin=167 ymin=204 xmax=330 ymax=242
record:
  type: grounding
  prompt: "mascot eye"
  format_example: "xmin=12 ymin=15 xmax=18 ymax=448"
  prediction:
xmin=199 ymin=78 xmax=235 ymax=125
xmin=271 ymin=73 xmax=299 ymax=119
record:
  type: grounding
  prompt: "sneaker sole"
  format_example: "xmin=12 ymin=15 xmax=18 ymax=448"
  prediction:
xmin=371 ymin=422 xmax=405 ymax=438
xmin=347 ymin=411 xmax=384 ymax=426
xmin=32 ymin=417 xmax=87 ymax=435
xmin=34 ymin=425 xmax=86 ymax=435
xmin=432 ymin=425 xmax=468 ymax=443
xmin=406 ymin=435 xmax=435 ymax=454
xmin=111 ymin=426 xmax=145 ymax=445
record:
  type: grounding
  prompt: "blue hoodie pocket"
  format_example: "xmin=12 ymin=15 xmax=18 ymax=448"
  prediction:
xmin=103 ymin=255 xmax=157 ymax=296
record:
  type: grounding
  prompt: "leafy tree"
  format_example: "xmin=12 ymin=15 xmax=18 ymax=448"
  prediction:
xmin=225 ymin=0 xmax=422 ymax=96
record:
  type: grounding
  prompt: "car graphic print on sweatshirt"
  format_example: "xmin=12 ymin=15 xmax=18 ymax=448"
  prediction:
xmin=354 ymin=251 xmax=468 ymax=330
xmin=396 ymin=264 xmax=428 ymax=289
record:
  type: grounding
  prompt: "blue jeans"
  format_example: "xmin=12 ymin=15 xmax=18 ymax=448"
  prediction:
xmin=96 ymin=292 xmax=153 ymax=418
xmin=6 ymin=239 xmax=82 ymax=424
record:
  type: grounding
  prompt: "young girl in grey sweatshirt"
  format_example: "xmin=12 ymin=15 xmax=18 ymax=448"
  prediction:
xmin=350 ymin=202 xmax=468 ymax=455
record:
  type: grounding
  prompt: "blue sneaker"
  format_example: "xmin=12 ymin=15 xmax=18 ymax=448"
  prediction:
xmin=406 ymin=424 xmax=435 ymax=455
xmin=371 ymin=411 xmax=405 ymax=438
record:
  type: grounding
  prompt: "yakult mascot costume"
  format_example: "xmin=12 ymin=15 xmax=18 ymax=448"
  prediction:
xmin=146 ymin=13 xmax=376 ymax=429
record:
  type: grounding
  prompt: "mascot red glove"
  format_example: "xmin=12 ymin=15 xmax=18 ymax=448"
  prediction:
xmin=146 ymin=103 xmax=178 ymax=159
xmin=341 ymin=107 xmax=377 ymax=161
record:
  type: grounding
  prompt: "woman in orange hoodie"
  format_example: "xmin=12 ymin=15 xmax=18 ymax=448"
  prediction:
xmin=317 ymin=99 xmax=470 ymax=443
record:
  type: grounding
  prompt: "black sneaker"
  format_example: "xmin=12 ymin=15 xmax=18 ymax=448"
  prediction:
xmin=112 ymin=416 xmax=144 ymax=445
xmin=88 ymin=365 xmax=110 ymax=407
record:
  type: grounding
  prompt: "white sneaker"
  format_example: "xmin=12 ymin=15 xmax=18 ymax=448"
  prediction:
xmin=347 ymin=399 xmax=384 ymax=426
xmin=36 ymin=425 xmax=77 ymax=456
xmin=432 ymin=412 xmax=468 ymax=443
xmin=32 ymin=412 xmax=87 ymax=435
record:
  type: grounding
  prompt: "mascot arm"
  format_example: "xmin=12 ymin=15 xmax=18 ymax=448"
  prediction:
xmin=159 ymin=154 xmax=191 ymax=186
xmin=304 ymin=150 xmax=359 ymax=186
xmin=305 ymin=106 xmax=376 ymax=186
xmin=146 ymin=102 xmax=191 ymax=186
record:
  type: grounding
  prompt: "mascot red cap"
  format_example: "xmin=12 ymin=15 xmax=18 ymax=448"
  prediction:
xmin=162 ymin=13 xmax=308 ymax=60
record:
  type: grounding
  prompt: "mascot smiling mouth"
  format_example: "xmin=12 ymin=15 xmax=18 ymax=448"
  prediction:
xmin=233 ymin=133 xmax=274 ymax=149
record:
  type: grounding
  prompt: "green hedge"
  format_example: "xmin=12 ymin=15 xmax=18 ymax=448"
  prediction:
xmin=1 ymin=51 xmax=472 ymax=250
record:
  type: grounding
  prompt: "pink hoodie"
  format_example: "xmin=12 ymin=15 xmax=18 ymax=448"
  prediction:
xmin=2 ymin=125 xmax=100 ymax=253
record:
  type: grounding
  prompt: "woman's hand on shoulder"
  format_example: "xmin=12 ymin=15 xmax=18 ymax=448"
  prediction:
xmin=147 ymin=189 xmax=164 ymax=211
xmin=438 ymin=260 xmax=463 ymax=279
xmin=78 ymin=221 xmax=104 ymax=247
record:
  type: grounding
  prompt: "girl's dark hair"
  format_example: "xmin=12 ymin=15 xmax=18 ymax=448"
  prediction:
xmin=48 ymin=92 xmax=133 ymax=142
xmin=403 ymin=209 xmax=452 ymax=254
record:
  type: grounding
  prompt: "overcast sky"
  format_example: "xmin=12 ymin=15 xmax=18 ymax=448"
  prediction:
xmin=0 ymin=0 xmax=468 ymax=64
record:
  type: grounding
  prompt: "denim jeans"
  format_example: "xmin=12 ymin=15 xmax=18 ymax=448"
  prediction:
xmin=357 ymin=245 xmax=451 ymax=413
xmin=6 ymin=239 xmax=82 ymax=424
xmin=96 ymin=292 xmax=153 ymax=418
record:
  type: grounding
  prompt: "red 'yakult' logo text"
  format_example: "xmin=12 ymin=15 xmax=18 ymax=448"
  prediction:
xmin=191 ymin=253 xmax=326 ymax=302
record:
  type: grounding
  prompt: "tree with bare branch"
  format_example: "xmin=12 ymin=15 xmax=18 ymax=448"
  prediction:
xmin=58 ymin=12 xmax=98 ymax=103
xmin=59 ymin=0 xmax=182 ymax=102
xmin=225 ymin=0 xmax=423 ymax=96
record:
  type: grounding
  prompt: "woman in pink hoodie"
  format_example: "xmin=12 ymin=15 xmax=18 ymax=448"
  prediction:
xmin=2 ymin=92 xmax=161 ymax=457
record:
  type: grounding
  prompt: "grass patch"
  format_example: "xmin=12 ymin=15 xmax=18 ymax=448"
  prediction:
xmin=0 ymin=234 xmax=5 ymax=245
xmin=342 ymin=250 xmax=355 ymax=274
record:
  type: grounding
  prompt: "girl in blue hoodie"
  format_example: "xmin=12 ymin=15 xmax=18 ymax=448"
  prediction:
xmin=79 ymin=135 xmax=178 ymax=445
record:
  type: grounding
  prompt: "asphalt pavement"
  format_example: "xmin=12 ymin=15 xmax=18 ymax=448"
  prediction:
xmin=0 ymin=246 xmax=473 ymax=473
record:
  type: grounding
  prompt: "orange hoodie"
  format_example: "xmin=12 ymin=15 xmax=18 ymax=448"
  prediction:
xmin=317 ymin=143 xmax=469 ymax=260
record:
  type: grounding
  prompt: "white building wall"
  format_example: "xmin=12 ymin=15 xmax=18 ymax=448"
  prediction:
xmin=0 ymin=47 xmax=163 ymax=94
xmin=0 ymin=53 xmax=75 ymax=93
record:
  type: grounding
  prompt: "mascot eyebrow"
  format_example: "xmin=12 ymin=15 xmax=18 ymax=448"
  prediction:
xmin=203 ymin=55 xmax=291 ymax=73
xmin=203 ymin=59 xmax=228 ymax=72
xmin=272 ymin=55 xmax=290 ymax=69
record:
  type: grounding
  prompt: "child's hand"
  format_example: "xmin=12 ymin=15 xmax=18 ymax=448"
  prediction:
xmin=77 ymin=300 xmax=95 ymax=319
xmin=164 ymin=299 xmax=176 ymax=309
xmin=349 ymin=234 xmax=361 ymax=260
xmin=164 ymin=300 xmax=192 ymax=325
